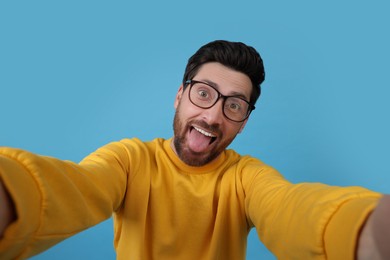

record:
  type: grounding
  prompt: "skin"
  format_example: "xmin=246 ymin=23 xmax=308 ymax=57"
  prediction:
xmin=357 ymin=194 xmax=390 ymax=259
xmin=171 ymin=62 xmax=251 ymax=166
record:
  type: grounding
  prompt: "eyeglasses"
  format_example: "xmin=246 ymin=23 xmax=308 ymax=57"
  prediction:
xmin=185 ymin=80 xmax=255 ymax=122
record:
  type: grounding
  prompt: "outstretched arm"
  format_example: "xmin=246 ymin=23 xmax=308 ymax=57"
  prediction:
xmin=0 ymin=181 xmax=16 ymax=238
xmin=0 ymin=143 xmax=130 ymax=258
xmin=357 ymin=194 xmax=390 ymax=259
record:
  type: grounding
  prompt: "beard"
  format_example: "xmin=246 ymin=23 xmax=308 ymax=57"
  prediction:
xmin=172 ymin=105 xmax=237 ymax=167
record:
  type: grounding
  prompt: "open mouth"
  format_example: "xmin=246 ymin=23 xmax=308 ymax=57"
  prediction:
xmin=192 ymin=126 xmax=217 ymax=144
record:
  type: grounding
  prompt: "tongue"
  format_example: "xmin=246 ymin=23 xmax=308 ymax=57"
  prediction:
xmin=188 ymin=128 xmax=212 ymax=153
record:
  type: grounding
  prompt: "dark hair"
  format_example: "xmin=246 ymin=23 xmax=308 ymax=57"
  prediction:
xmin=182 ymin=40 xmax=265 ymax=105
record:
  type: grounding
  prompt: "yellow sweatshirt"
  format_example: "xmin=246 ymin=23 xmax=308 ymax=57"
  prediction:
xmin=0 ymin=138 xmax=381 ymax=259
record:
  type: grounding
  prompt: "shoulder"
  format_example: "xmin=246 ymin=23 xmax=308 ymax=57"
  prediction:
xmin=117 ymin=137 xmax=167 ymax=153
xmin=81 ymin=137 xmax=167 ymax=166
xmin=224 ymin=149 xmax=284 ymax=183
xmin=225 ymin=149 xmax=276 ymax=172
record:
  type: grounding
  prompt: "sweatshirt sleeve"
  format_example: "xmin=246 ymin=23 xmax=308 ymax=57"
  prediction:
xmin=0 ymin=142 xmax=130 ymax=259
xmin=243 ymin=164 xmax=381 ymax=260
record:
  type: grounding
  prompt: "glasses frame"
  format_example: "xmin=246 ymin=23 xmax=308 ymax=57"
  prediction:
xmin=184 ymin=79 xmax=255 ymax=122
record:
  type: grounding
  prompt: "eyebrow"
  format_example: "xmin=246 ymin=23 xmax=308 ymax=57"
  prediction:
xmin=201 ymin=79 xmax=250 ymax=101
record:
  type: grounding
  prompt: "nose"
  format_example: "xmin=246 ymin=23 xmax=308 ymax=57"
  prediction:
xmin=201 ymin=98 xmax=224 ymax=125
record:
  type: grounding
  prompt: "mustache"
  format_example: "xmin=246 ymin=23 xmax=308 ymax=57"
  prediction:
xmin=189 ymin=120 xmax=222 ymax=136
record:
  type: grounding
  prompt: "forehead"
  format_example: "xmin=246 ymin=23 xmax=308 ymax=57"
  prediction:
xmin=193 ymin=62 xmax=252 ymax=99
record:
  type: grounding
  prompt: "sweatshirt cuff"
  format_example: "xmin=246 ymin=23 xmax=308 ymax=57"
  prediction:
xmin=0 ymin=150 xmax=43 ymax=258
xmin=324 ymin=196 xmax=380 ymax=259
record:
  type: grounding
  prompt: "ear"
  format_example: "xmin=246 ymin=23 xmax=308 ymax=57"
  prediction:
xmin=174 ymin=84 xmax=184 ymax=109
xmin=238 ymin=119 xmax=248 ymax=134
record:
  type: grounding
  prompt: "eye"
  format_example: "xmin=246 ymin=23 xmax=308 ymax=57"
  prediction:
xmin=225 ymin=98 xmax=245 ymax=113
xmin=198 ymin=90 xmax=209 ymax=99
xmin=194 ymin=85 xmax=214 ymax=101
xmin=190 ymin=82 xmax=218 ymax=106
xmin=227 ymin=102 xmax=241 ymax=112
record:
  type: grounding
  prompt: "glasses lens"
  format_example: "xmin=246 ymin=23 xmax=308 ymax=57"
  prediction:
xmin=190 ymin=82 xmax=218 ymax=108
xmin=224 ymin=97 xmax=250 ymax=122
xmin=189 ymin=81 xmax=251 ymax=122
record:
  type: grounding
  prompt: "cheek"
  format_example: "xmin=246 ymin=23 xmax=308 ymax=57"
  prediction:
xmin=178 ymin=99 xmax=202 ymax=118
xmin=223 ymin=123 xmax=244 ymax=138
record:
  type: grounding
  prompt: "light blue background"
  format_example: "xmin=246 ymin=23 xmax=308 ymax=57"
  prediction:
xmin=1 ymin=1 xmax=389 ymax=259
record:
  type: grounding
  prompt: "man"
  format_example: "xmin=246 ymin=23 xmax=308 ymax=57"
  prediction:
xmin=0 ymin=40 xmax=389 ymax=259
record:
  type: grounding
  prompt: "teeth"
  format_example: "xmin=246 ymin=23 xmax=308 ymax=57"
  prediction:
xmin=194 ymin=126 xmax=216 ymax=137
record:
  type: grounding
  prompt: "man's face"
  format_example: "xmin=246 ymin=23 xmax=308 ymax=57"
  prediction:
xmin=172 ymin=62 xmax=253 ymax=166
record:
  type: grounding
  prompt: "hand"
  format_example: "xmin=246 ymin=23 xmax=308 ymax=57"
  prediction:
xmin=0 ymin=181 xmax=16 ymax=238
xmin=357 ymin=194 xmax=390 ymax=260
